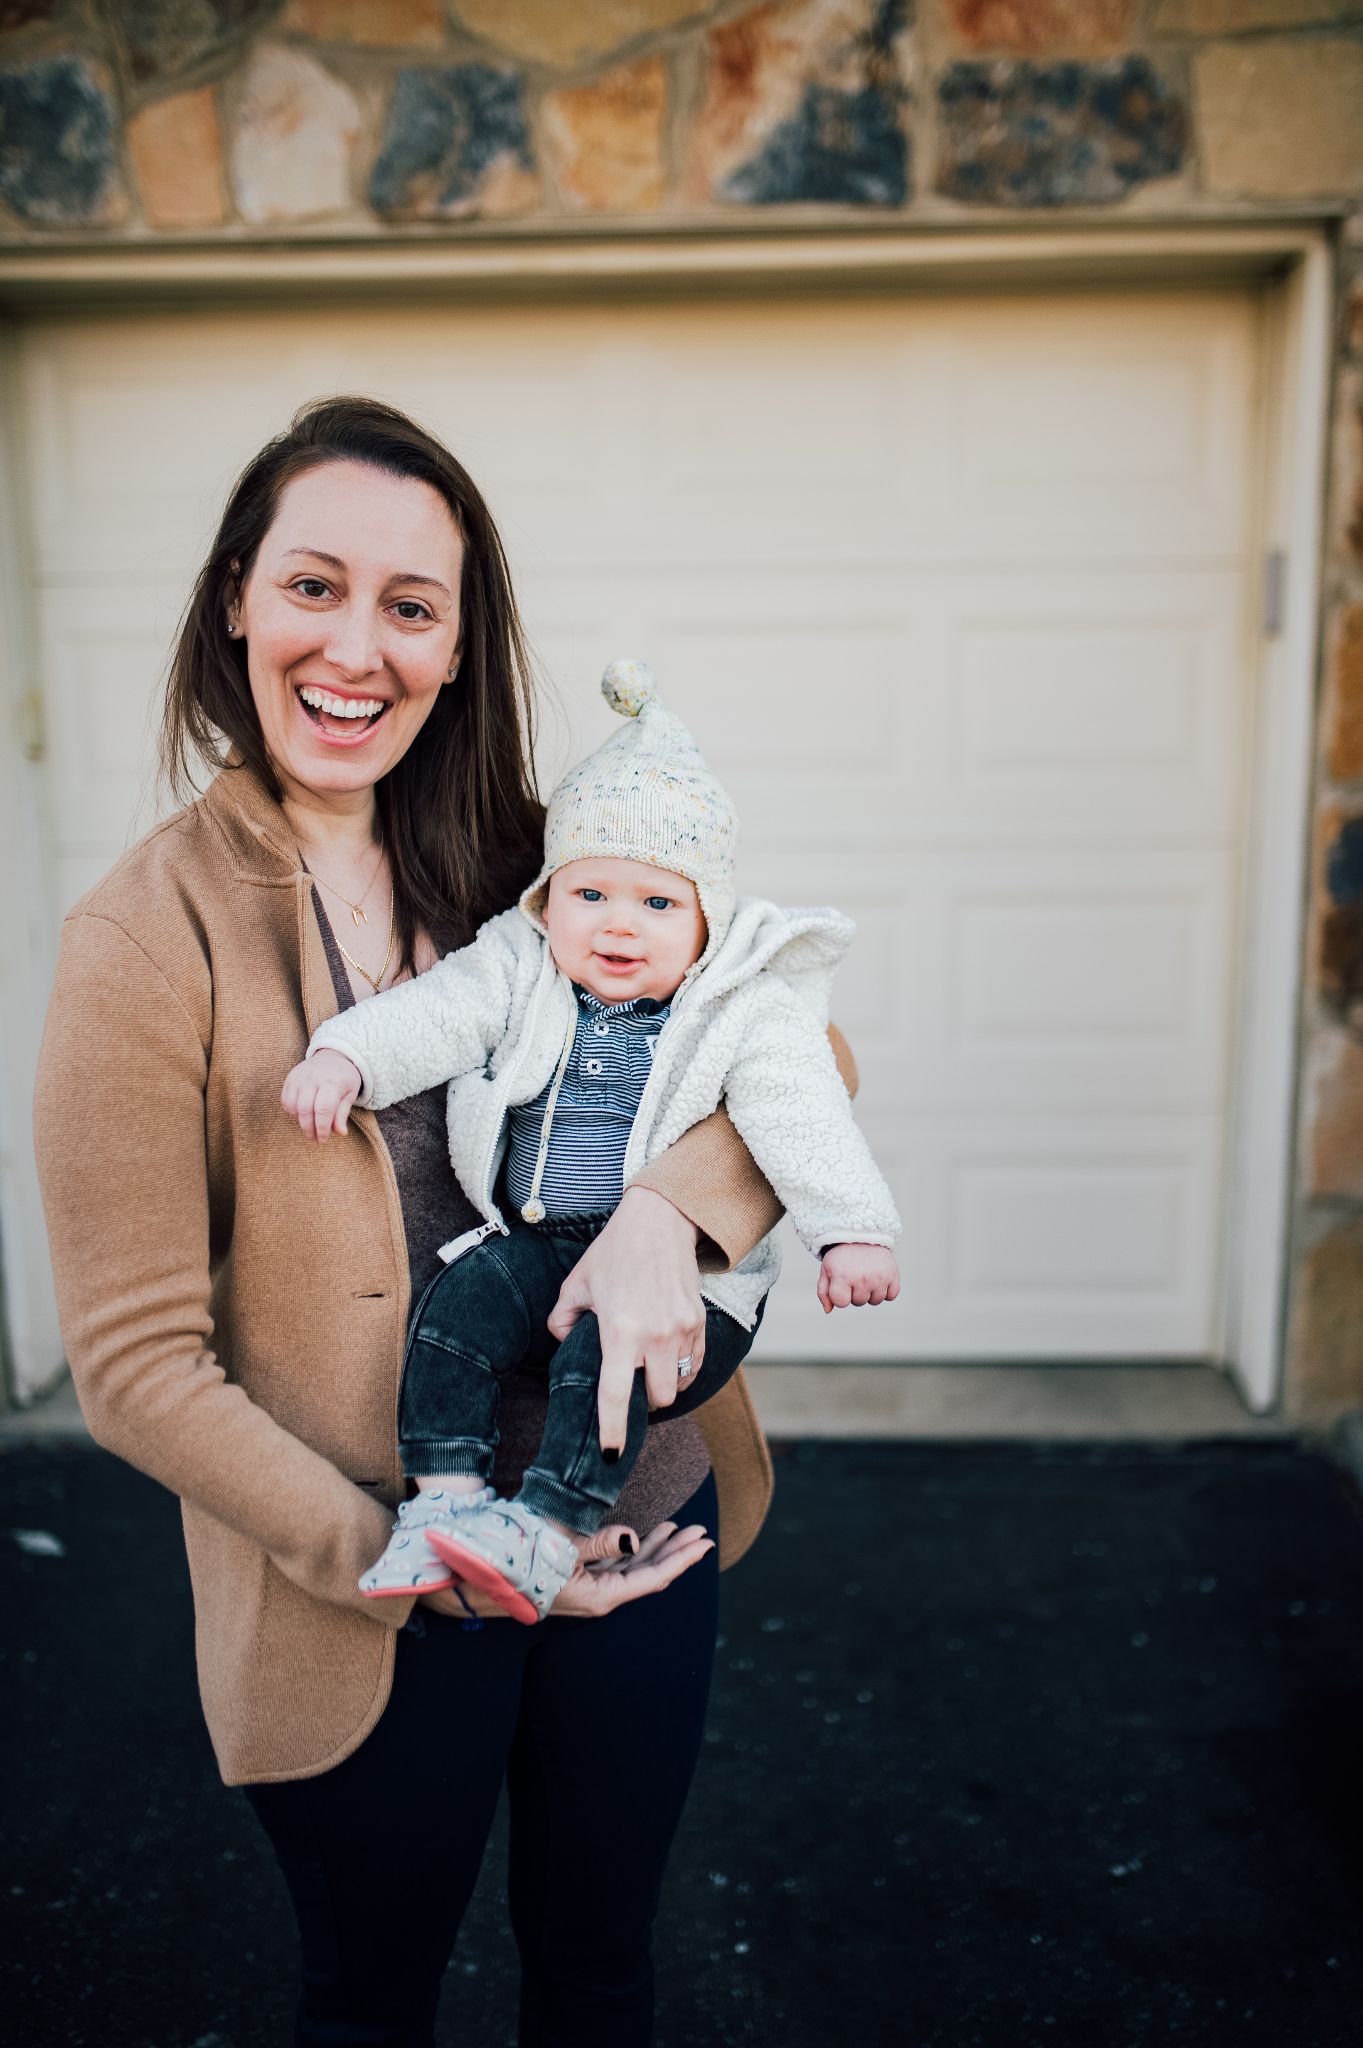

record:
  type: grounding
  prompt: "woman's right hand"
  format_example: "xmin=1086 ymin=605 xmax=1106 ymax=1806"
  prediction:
xmin=417 ymin=1517 xmax=714 ymax=1621
xmin=281 ymin=1050 xmax=362 ymax=1142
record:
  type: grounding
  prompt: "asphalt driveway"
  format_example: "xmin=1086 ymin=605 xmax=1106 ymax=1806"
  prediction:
xmin=3 ymin=1436 xmax=1362 ymax=2047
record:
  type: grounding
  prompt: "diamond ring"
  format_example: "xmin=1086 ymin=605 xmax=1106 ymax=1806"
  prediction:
xmin=676 ymin=1354 xmax=695 ymax=1379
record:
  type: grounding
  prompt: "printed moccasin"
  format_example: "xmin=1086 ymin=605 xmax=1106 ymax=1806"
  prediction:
xmin=358 ymin=1486 xmax=496 ymax=1598
xmin=425 ymin=1500 xmax=580 ymax=1625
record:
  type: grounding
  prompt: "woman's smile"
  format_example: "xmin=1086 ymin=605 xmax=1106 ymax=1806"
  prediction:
xmin=293 ymin=682 xmax=394 ymax=745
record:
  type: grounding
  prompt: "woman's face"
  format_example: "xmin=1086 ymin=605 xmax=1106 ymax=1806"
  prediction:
xmin=234 ymin=458 xmax=464 ymax=804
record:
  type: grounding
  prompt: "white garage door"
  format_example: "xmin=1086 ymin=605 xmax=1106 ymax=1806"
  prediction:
xmin=13 ymin=287 xmax=1262 ymax=1363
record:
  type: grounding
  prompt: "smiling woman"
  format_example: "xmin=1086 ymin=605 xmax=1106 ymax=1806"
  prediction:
xmin=35 ymin=395 xmax=787 ymax=2046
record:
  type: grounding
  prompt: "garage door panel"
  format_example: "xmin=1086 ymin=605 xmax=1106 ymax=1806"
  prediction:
xmin=23 ymin=322 xmax=328 ymax=580
xmin=758 ymin=1109 xmax=1222 ymax=1360
xmin=529 ymin=564 xmax=1247 ymax=853
xmin=34 ymin=583 xmax=181 ymax=860
xmin=932 ymin=851 xmax=1237 ymax=1113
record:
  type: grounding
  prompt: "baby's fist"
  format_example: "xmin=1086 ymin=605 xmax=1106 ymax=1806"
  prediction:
xmin=281 ymin=1049 xmax=362 ymax=1143
xmin=817 ymin=1243 xmax=900 ymax=1315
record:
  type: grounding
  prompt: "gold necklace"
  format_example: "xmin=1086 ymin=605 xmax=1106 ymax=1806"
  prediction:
xmin=309 ymin=844 xmax=385 ymax=928
xmin=333 ymin=890 xmax=396 ymax=995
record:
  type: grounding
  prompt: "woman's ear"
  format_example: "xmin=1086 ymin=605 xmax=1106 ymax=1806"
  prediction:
xmin=444 ymin=644 xmax=462 ymax=685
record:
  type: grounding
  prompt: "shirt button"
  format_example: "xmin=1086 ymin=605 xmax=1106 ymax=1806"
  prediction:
xmin=594 ymin=1022 xmax=609 ymax=1036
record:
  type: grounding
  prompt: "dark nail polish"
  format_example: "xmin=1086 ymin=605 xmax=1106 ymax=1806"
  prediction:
xmin=619 ymin=1533 xmax=636 ymax=1556
xmin=603 ymin=1448 xmax=621 ymax=1465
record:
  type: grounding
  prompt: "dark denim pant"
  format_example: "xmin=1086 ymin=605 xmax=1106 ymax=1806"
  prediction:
xmin=399 ymin=1216 xmax=757 ymax=1533
xmin=246 ymin=1470 xmax=720 ymax=2048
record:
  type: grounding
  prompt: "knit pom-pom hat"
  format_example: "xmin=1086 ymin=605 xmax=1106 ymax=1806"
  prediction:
xmin=520 ymin=659 xmax=738 ymax=972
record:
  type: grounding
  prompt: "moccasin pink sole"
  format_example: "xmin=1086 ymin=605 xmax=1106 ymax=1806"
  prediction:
xmin=426 ymin=1530 xmax=541 ymax=1626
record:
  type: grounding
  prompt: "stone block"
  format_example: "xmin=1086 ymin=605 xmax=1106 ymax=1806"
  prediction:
xmin=106 ymin=0 xmax=280 ymax=85
xmin=129 ymin=86 xmax=228 ymax=230
xmin=687 ymin=0 xmax=913 ymax=209
xmin=1287 ymin=1212 xmax=1363 ymax=1414
xmin=229 ymin=42 xmax=361 ymax=224
xmin=1305 ymin=1026 xmax=1363 ymax=1198
xmin=936 ymin=54 xmax=1186 ymax=206
xmin=1311 ymin=800 xmax=1363 ymax=1015
xmin=1154 ymin=0 xmax=1363 ymax=30
xmin=450 ymin=0 xmax=705 ymax=70
xmin=543 ymin=54 xmax=666 ymax=213
xmin=1193 ymin=39 xmax=1363 ymax=198
xmin=369 ymin=63 xmax=538 ymax=219
xmin=281 ymin=0 xmax=443 ymax=43
xmin=946 ymin=0 xmax=1135 ymax=51
xmin=0 ymin=53 xmax=125 ymax=225
xmin=1324 ymin=606 xmax=1363 ymax=784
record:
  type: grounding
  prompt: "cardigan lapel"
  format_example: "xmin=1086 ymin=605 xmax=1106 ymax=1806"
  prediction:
xmin=202 ymin=763 xmax=338 ymax=1036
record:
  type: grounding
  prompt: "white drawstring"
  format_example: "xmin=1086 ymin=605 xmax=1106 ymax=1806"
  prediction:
xmin=519 ymin=1006 xmax=578 ymax=1224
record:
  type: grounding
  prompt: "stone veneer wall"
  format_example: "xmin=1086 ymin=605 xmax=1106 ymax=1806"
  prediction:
xmin=2 ymin=0 xmax=1362 ymax=1415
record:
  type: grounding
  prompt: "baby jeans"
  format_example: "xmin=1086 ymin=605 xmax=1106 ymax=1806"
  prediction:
xmin=397 ymin=1213 xmax=758 ymax=1533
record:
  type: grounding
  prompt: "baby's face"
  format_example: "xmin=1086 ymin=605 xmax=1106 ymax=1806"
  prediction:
xmin=545 ymin=859 xmax=706 ymax=1006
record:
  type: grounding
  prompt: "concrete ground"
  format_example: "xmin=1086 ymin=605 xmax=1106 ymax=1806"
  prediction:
xmin=4 ymin=1414 xmax=1362 ymax=2048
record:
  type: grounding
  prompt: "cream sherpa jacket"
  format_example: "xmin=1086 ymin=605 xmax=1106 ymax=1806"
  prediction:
xmin=310 ymin=897 xmax=900 ymax=1328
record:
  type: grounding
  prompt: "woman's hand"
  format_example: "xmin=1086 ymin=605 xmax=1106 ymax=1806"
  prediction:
xmin=281 ymin=1049 xmax=362 ymax=1142
xmin=548 ymin=1185 xmax=707 ymax=1455
xmin=416 ymin=1518 xmax=714 ymax=1621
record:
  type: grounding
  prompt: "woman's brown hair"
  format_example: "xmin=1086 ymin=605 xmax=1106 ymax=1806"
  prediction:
xmin=161 ymin=394 xmax=545 ymax=970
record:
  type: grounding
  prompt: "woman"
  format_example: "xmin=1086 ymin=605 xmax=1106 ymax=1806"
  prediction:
xmin=34 ymin=398 xmax=849 ymax=2047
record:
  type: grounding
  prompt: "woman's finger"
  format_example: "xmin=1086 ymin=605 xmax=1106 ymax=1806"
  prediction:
xmin=618 ymin=1522 xmax=707 ymax=1575
xmin=576 ymin=1522 xmax=639 ymax=1565
xmin=596 ymin=1343 xmax=636 ymax=1456
xmin=642 ymin=1338 xmax=679 ymax=1413
xmin=545 ymin=1269 xmax=588 ymax=1344
xmin=681 ymin=1312 xmax=706 ymax=1387
xmin=556 ymin=1536 xmax=714 ymax=1615
xmin=584 ymin=1518 xmax=680 ymax=1576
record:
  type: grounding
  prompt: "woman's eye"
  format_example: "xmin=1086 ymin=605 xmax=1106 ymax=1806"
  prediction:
xmin=293 ymin=577 xmax=332 ymax=600
xmin=391 ymin=600 xmax=432 ymax=622
xmin=645 ymin=896 xmax=673 ymax=912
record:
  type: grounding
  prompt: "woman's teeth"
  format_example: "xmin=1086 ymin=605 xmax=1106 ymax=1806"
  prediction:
xmin=297 ymin=686 xmax=386 ymax=721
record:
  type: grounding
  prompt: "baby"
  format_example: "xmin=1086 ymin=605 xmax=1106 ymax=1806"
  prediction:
xmin=282 ymin=660 xmax=900 ymax=1622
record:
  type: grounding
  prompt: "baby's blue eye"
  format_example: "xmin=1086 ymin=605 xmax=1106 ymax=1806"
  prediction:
xmin=580 ymin=888 xmax=604 ymax=902
xmin=645 ymin=896 xmax=672 ymax=911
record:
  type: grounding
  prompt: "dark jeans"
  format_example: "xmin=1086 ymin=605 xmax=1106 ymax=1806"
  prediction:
xmin=399 ymin=1217 xmax=757 ymax=1533
xmin=245 ymin=1471 xmax=719 ymax=2048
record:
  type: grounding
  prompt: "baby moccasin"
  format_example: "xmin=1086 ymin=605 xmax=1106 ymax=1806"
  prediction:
xmin=358 ymin=1486 xmax=495 ymax=1598
xmin=425 ymin=1501 xmax=579 ymax=1625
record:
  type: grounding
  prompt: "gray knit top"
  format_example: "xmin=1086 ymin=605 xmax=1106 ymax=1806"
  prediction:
xmin=313 ymin=897 xmax=711 ymax=1530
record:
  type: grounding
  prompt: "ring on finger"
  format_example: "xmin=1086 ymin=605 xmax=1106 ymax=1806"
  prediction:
xmin=676 ymin=1353 xmax=695 ymax=1380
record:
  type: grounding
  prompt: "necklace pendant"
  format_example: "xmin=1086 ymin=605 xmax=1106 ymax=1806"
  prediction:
xmin=352 ymin=906 xmax=367 ymax=927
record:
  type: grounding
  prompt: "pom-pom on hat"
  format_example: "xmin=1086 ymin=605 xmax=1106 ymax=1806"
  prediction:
xmin=520 ymin=659 xmax=738 ymax=971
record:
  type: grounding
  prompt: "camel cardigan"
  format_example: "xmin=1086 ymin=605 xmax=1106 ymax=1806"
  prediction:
xmin=32 ymin=764 xmax=798 ymax=1787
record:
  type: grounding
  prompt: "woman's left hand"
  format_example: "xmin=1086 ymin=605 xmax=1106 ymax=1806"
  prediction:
xmin=555 ymin=1518 xmax=714 ymax=1616
xmin=548 ymin=1185 xmax=707 ymax=1455
xmin=416 ymin=1518 xmax=714 ymax=1621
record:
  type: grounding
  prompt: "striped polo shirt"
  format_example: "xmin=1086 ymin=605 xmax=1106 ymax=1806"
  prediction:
xmin=504 ymin=984 xmax=671 ymax=1219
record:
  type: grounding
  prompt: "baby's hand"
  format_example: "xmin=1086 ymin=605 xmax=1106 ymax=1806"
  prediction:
xmin=817 ymin=1243 xmax=901 ymax=1315
xmin=281 ymin=1050 xmax=363 ymax=1143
